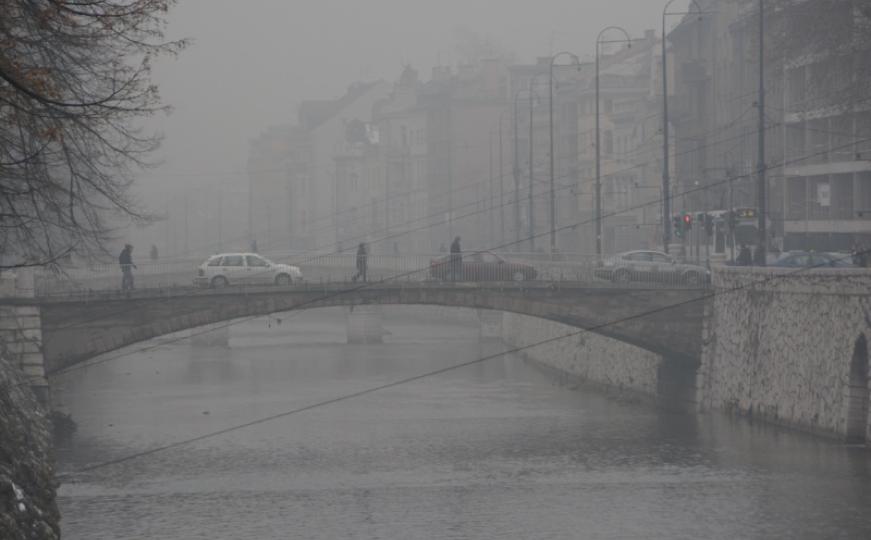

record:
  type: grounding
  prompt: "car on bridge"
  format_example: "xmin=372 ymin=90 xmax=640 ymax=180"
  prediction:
xmin=429 ymin=251 xmax=537 ymax=282
xmin=594 ymin=250 xmax=709 ymax=286
xmin=194 ymin=253 xmax=303 ymax=288
xmin=770 ymin=251 xmax=855 ymax=268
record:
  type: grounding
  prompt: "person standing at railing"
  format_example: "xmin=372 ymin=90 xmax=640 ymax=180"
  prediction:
xmin=450 ymin=236 xmax=462 ymax=281
xmin=119 ymin=244 xmax=137 ymax=291
xmin=149 ymin=244 xmax=159 ymax=261
xmin=352 ymin=242 xmax=368 ymax=283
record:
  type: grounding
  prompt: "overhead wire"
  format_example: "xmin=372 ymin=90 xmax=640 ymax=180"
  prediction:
xmin=56 ymin=242 xmax=871 ymax=480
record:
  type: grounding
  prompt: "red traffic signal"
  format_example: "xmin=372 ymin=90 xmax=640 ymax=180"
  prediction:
xmin=682 ymin=213 xmax=693 ymax=229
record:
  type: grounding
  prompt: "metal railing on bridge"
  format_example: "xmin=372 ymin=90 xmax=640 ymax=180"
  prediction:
xmin=32 ymin=251 xmax=710 ymax=297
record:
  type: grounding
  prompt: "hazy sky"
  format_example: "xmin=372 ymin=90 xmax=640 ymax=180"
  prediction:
xmin=143 ymin=0 xmax=689 ymax=195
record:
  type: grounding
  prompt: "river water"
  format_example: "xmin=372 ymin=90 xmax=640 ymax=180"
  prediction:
xmin=54 ymin=307 xmax=871 ymax=539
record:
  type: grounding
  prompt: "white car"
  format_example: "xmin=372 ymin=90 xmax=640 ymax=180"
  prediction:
xmin=194 ymin=253 xmax=302 ymax=288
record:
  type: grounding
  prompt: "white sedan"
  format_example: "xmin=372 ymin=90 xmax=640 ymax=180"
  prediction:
xmin=194 ymin=253 xmax=302 ymax=288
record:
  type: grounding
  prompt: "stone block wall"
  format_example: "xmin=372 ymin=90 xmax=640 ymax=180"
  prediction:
xmin=700 ymin=266 xmax=871 ymax=442
xmin=0 ymin=271 xmax=47 ymax=403
xmin=501 ymin=312 xmax=663 ymax=398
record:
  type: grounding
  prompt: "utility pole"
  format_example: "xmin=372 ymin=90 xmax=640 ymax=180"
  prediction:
xmin=513 ymin=93 xmax=523 ymax=249
xmin=384 ymin=161 xmax=390 ymax=253
xmin=499 ymin=115 xmax=505 ymax=247
xmin=528 ymin=80 xmax=536 ymax=252
xmin=246 ymin=171 xmax=253 ymax=251
xmin=489 ymin=131 xmax=495 ymax=246
xmin=756 ymin=0 xmax=768 ymax=265
xmin=217 ymin=189 xmax=223 ymax=251
xmin=661 ymin=7 xmax=672 ymax=254
xmin=184 ymin=190 xmax=189 ymax=255
xmin=595 ymin=45 xmax=602 ymax=257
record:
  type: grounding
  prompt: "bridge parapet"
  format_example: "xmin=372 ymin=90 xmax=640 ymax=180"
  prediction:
xmin=21 ymin=281 xmax=709 ymax=377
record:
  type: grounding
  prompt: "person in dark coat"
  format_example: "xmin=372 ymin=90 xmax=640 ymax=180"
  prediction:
xmin=449 ymin=236 xmax=462 ymax=281
xmin=119 ymin=244 xmax=136 ymax=291
xmin=352 ymin=242 xmax=368 ymax=283
xmin=852 ymin=243 xmax=867 ymax=268
xmin=736 ymin=244 xmax=752 ymax=266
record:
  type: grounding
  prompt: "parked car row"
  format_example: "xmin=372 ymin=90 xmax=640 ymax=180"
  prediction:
xmin=192 ymin=248 xmax=858 ymax=289
xmin=770 ymin=251 xmax=855 ymax=268
xmin=594 ymin=250 xmax=710 ymax=286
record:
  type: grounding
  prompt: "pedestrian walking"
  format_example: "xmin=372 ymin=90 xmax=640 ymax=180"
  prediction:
xmin=352 ymin=242 xmax=368 ymax=283
xmin=119 ymin=244 xmax=136 ymax=291
xmin=736 ymin=244 xmax=752 ymax=266
xmin=852 ymin=243 xmax=867 ymax=267
xmin=450 ymin=236 xmax=462 ymax=281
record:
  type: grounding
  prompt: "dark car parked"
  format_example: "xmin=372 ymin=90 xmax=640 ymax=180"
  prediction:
xmin=429 ymin=251 xmax=537 ymax=281
xmin=594 ymin=250 xmax=710 ymax=286
xmin=771 ymin=251 xmax=854 ymax=268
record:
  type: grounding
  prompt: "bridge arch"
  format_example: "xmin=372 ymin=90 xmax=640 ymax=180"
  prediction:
xmin=32 ymin=284 xmax=706 ymax=375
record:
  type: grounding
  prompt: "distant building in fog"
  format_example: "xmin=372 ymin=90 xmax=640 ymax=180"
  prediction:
xmin=248 ymin=81 xmax=390 ymax=253
xmin=668 ymin=0 xmax=871 ymax=253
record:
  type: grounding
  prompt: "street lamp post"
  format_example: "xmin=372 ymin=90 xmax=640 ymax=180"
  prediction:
xmin=756 ymin=0 xmax=767 ymax=266
xmin=513 ymin=90 xmax=524 ymax=248
xmin=528 ymin=73 xmax=548 ymax=252
xmin=595 ymin=26 xmax=633 ymax=258
xmin=529 ymin=79 xmax=537 ymax=252
xmin=662 ymin=0 xmax=704 ymax=254
xmin=549 ymin=52 xmax=581 ymax=255
xmin=499 ymin=110 xmax=508 ymax=247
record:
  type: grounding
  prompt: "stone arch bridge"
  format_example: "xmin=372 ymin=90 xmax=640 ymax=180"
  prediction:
xmin=0 ymin=282 xmax=709 ymax=400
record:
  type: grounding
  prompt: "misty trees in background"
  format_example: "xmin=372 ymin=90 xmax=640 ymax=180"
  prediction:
xmin=0 ymin=0 xmax=185 ymax=268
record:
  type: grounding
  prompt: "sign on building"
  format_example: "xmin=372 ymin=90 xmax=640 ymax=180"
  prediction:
xmin=817 ymin=182 xmax=830 ymax=207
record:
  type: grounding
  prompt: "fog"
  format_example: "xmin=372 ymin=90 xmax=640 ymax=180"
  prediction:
xmin=142 ymin=0 xmax=686 ymax=198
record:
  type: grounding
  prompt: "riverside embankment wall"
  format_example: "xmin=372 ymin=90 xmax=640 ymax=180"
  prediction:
xmin=699 ymin=266 xmax=871 ymax=442
xmin=500 ymin=312 xmax=664 ymax=399
xmin=501 ymin=268 xmax=871 ymax=445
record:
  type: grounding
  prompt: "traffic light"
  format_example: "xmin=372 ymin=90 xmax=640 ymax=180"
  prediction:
xmin=673 ymin=215 xmax=684 ymax=238
xmin=682 ymin=213 xmax=693 ymax=230
xmin=704 ymin=214 xmax=714 ymax=237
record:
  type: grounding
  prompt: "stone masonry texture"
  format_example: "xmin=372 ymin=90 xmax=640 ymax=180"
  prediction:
xmin=0 ymin=355 xmax=59 ymax=540
xmin=501 ymin=312 xmax=662 ymax=397
xmin=700 ymin=266 xmax=871 ymax=440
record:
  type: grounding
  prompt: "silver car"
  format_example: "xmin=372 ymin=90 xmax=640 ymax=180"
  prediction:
xmin=595 ymin=250 xmax=709 ymax=286
xmin=194 ymin=253 xmax=303 ymax=288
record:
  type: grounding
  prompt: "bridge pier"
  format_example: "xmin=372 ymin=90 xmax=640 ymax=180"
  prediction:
xmin=346 ymin=305 xmax=384 ymax=344
xmin=0 ymin=269 xmax=49 ymax=406
xmin=656 ymin=358 xmax=699 ymax=411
